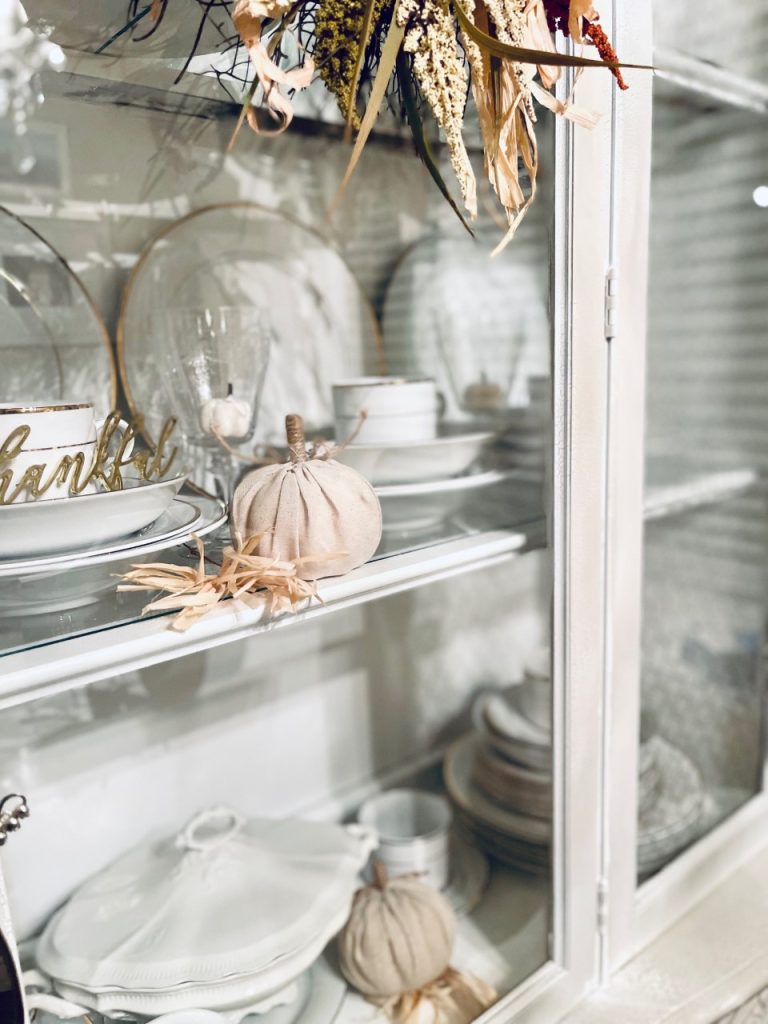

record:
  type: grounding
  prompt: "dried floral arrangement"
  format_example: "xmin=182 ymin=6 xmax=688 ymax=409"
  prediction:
xmin=109 ymin=1 xmax=643 ymax=252
xmin=226 ymin=0 xmax=642 ymax=251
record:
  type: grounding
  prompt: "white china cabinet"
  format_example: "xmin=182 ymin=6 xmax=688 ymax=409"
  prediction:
xmin=0 ymin=1 xmax=766 ymax=1022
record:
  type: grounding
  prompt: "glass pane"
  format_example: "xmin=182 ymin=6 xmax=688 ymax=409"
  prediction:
xmin=639 ymin=65 xmax=768 ymax=879
xmin=0 ymin=77 xmax=560 ymax=1024
xmin=654 ymin=3 xmax=768 ymax=84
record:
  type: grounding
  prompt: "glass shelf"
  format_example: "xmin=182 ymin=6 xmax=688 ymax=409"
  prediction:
xmin=0 ymin=459 xmax=756 ymax=708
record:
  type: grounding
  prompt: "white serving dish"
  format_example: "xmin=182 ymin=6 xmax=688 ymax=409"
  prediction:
xmin=375 ymin=468 xmax=512 ymax=533
xmin=37 ymin=807 xmax=376 ymax=997
xmin=0 ymin=474 xmax=187 ymax=559
xmin=333 ymin=429 xmax=493 ymax=485
xmin=29 ymin=954 xmax=347 ymax=1024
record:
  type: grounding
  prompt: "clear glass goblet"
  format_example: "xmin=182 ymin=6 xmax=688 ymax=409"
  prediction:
xmin=153 ymin=306 xmax=272 ymax=499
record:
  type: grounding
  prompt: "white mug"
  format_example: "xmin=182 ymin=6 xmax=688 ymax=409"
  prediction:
xmin=0 ymin=402 xmax=99 ymax=449
xmin=332 ymin=377 xmax=440 ymax=444
xmin=358 ymin=788 xmax=452 ymax=889
xmin=1 ymin=442 xmax=98 ymax=503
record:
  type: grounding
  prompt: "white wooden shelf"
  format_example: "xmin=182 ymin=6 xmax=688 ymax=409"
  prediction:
xmin=654 ymin=46 xmax=768 ymax=114
xmin=643 ymin=468 xmax=758 ymax=522
xmin=0 ymin=529 xmax=528 ymax=710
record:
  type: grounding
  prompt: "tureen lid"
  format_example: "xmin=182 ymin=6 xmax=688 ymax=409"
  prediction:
xmin=38 ymin=807 xmax=377 ymax=992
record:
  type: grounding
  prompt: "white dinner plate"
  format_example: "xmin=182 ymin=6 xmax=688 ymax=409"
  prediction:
xmin=376 ymin=468 xmax=513 ymax=533
xmin=0 ymin=495 xmax=227 ymax=612
xmin=118 ymin=203 xmax=381 ymax=459
xmin=333 ymin=428 xmax=494 ymax=486
xmin=443 ymin=735 xmax=551 ymax=845
xmin=0 ymin=474 xmax=187 ymax=560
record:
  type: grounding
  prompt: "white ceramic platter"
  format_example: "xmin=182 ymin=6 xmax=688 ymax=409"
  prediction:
xmin=0 ymin=206 xmax=116 ymax=416
xmin=376 ymin=468 xmax=513 ymax=533
xmin=32 ymin=954 xmax=347 ymax=1024
xmin=333 ymin=429 xmax=494 ymax=486
xmin=119 ymin=204 xmax=381 ymax=454
xmin=381 ymin=234 xmax=550 ymax=420
xmin=0 ymin=475 xmax=187 ymax=560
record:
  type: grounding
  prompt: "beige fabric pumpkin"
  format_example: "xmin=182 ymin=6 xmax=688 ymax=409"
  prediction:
xmin=338 ymin=867 xmax=456 ymax=999
xmin=231 ymin=415 xmax=382 ymax=581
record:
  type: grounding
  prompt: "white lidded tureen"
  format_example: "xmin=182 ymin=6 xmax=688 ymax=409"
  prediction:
xmin=33 ymin=807 xmax=377 ymax=1019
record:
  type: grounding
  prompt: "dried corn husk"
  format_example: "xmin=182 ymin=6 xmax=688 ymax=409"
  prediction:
xmin=117 ymin=534 xmax=331 ymax=631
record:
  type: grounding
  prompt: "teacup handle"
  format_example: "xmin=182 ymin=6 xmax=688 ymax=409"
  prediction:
xmin=95 ymin=416 xmax=135 ymax=459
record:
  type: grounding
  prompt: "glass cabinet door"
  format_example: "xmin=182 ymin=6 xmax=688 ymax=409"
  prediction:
xmin=605 ymin=0 xmax=768 ymax=968
xmin=0 ymin=18 xmax=613 ymax=1021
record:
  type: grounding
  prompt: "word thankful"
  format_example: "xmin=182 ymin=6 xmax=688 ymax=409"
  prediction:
xmin=0 ymin=413 xmax=178 ymax=505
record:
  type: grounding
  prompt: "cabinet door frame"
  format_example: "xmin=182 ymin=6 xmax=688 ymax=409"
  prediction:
xmin=602 ymin=0 xmax=768 ymax=972
xmin=480 ymin=41 xmax=615 ymax=1023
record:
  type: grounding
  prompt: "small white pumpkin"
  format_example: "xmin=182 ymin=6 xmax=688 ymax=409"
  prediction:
xmin=200 ymin=385 xmax=252 ymax=439
xmin=338 ymin=865 xmax=456 ymax=999
xmin=231 ymin=414 xmax=382 ymax=580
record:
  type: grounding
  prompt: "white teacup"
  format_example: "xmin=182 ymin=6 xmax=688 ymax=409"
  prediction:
xmin=358 ymin=788 xmax=452 ymax=890
xmin=1 ymin=442 xmax=99 ymax=503
xmin=0 ymin=402 xmax=100 ymax=449
xmin=332 ymin=377 xmax=439 ymax=445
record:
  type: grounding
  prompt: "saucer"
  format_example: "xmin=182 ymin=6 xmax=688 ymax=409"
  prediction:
xmin=376 ymin=468 xmax=513 ymax=533
xmin=333 ymin=428 xmax=494 ymax=486
xmin=0 ymin=474 xmax=187 ymax=559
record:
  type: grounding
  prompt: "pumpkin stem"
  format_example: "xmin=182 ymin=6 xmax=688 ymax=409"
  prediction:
xmin=372 ymin=859 xmax=389 ymax=890
xmin=285 ymin=414 xmax=307 ymax=463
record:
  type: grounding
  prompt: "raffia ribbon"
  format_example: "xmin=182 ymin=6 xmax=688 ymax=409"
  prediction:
xmin=232 ymin=0 xmax=314 ymax=136
xmin=373 ymin=968 xmax=498 ymax=1024
xmin=117 ymin=533 xmax=341 ymax=632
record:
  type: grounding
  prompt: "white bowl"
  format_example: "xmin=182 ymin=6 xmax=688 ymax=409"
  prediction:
xmin=0 ymin=474 xmax=188 ymax=559
xmin=333 ymin=429 xmax=493 ymax=485
xmin=376 ymin=468 xmax=511 ymax=533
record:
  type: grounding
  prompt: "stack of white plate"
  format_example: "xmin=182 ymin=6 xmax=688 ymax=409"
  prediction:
xmin=0 ymin=478 xmax=227 ymax=614
xmin=492 ymin=377 xmax=550 ymax=480
xmin=333 ymin=426 xmax=515 ymax=534
xmin=35 ymin=808 xmax=376 ymax=1021
xmin=445 ymin=651 xmax=719 ymax=877
xmin=444 ymin=652 xmax=553 ymax=874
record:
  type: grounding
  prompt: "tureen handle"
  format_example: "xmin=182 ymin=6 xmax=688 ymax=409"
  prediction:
xmin=176 ymin=806 xmax=246 ymax=851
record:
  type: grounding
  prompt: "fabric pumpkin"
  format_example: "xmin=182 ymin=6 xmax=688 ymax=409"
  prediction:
xmin=338 ymin=866 xmax=456 ymax=999
xmin=231 ymin=415 xmax=382 ymax=580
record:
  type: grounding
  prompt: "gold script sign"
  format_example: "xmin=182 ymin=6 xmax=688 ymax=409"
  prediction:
xmin=0 ymin=412 xmax=179 ymax=505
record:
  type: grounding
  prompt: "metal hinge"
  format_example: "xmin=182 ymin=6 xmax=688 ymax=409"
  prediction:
xmin=604 ymin=268 xmax=618 ymax=341
xmin=597 ymin=876 xmax=609 ymax=937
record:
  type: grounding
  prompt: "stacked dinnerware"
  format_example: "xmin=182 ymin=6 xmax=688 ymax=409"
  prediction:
xmin=34 ymin=808 xmax=376 ymax=1021
xmin=444 ymin=651 xmax=553 ymax=875
xmin=330 ymin=376 xmax=510 ymax=536
xmin=491 ymin=376 xmax=550 ymax=481
xmin=444 ymin=649 xmax=722 ymax=877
